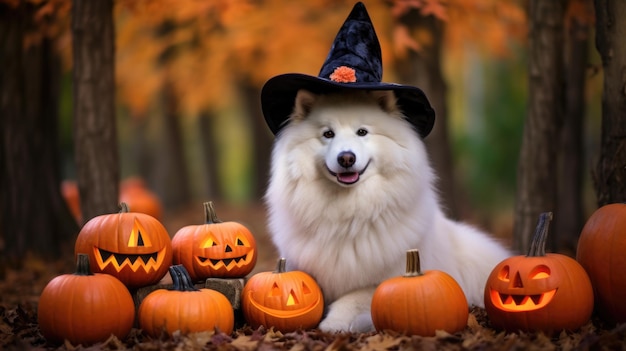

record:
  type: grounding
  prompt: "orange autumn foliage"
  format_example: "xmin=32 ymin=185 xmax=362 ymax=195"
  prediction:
xmin=16 ymin=0 xmax=591 ymax=119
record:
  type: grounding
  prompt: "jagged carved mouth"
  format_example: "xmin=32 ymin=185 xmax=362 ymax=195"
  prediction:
xmin=245 ymin=290 xmax=322 ymax=318
xmin=489 ymin=289 xmax=557 ymax=312
xmin=196 ymin=253 xmax=252 ymax=270
xmin=95 ymin=247 xmax=167 ymax=273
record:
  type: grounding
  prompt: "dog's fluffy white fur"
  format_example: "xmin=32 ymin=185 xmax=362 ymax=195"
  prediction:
xmin=265 ymin=90 xmax=511 ymax=333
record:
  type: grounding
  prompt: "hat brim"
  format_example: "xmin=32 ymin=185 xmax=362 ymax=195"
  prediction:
xmin=261 ymin=73 xmax=435 ymax=138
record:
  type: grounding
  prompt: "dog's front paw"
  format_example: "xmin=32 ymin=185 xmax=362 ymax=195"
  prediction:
xmin=317 ymin=288 xmax=376 ymax=333
xmin=319 ymin=312 xmax=374 ymax=333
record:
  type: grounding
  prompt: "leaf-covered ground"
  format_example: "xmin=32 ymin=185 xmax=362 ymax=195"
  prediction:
xmin=3 ymin=298 xmax=626 ymax=351
xmin=1 ymin=203 xmax=625 ymax=350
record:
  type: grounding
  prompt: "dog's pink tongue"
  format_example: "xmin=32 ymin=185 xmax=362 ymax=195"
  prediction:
xmin=337 ymin=172 xmax=359 ymax=184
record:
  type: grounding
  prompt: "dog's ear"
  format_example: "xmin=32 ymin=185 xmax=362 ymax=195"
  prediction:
xmin=371 ymin=90 xmax=398 ymax=113
xmin=293 ymin=89 xmax=318 ymax=119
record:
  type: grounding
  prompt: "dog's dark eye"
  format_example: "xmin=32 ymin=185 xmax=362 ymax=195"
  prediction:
xmin=356 ymin=128 xmax=368 ymax=136
xmin=323 ymin=130 xmax=335 ymax=138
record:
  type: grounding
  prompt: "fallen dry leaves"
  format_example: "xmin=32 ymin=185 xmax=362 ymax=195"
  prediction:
xmin=2 ymin=301 xmax=626 ymax=351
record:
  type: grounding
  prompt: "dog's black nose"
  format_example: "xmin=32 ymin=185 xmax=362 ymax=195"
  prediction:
xmin=337 ymin=151 xmax=356 ymax=168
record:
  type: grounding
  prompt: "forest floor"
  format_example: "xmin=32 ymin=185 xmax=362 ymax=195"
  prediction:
xmin=1 ymin=202 xmax=625 ymax=350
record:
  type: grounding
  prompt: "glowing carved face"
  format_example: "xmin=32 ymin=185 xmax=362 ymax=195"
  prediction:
xmin=488 ymin=263 xmax=556 ymax=312
xmin=75 ymin=207 xmax=173 ymax=289
xmin=484 ymin=254 xmax=594 ymax=333
xmin=194 ymin=232 xmax=255 ymax=273
xmin=171 ymin=214 xmax=258 ymax=281
xmin=93 ymin=218 xmax=168 ymax=273
xmin=242 ymin=261 xmax=324 ymax=333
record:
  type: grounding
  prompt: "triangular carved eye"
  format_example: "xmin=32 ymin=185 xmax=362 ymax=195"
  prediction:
xmin=302 ymin=282 xmax=311 ymax=294
xmin=270 ymin=282 xmax=281 ymax=297
xmin=286 ymin=289 xmax=299 ymax=306
xmin=128 ymin=219 xmax=152 ymax=247
xmin=201 ymin=237 xmax=218 ymax=248
xmin=236 ymin=238 xmax=245 ymax=246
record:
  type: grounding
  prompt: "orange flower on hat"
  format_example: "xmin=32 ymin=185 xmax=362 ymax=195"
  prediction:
xmin=329 ymin=66 xmax=357 ymax=83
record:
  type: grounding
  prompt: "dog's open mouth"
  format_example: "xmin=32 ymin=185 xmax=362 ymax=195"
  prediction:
xmin=327 ymin=161 xmax=370 ymax=185
xmin=336 ymin=172 xmax=360 ymax=184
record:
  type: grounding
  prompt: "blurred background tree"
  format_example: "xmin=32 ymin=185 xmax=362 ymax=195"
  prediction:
xmin=1 ymin=0 xmax=609 ymax=266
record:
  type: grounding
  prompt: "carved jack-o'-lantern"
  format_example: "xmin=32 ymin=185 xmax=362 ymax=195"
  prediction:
xmin=171 ymin=202 xmax=257 ymax=281
xmin=484 ymin=212 xmax=594 ymax=333
xmin=74 ymin=203 xmax=173 ymax=289
xmin=242 ymin=258 xmax=324 ymax=332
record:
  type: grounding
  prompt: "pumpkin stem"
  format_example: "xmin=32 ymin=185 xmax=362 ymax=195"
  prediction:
xmin=203 ymin=201 xmax=223 ymax=224
xmin=75 ymin=253 xmax=94 ymax=276
xmin=274 ymin=258 xmax=287 ymax=274
xmin=404 ymin=249 xmax=423 ymax=277
xmin=119 ymin=202 xmax=130 ymax=213
xmin=169 ymin=265 xmax=199 ymax=292
xmin=527 ymin=212 xmax=553 ymax=257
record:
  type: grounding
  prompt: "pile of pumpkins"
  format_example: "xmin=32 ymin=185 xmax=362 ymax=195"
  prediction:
xmin=37 ymin=197 xmax=626 ymax=346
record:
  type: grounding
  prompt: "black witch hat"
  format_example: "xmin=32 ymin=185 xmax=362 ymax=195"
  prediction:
xmin=260 ymin=2 xmax=435 ymax=138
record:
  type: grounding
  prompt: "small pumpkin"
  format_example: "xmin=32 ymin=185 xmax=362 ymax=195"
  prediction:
xmin=576 ymin=203 xmax=626 ymax=324
xmin=74 ymin=202 xmax=173 ymax=289
xmin=60 ymin=180 xmax=82 ymax=224
xmin=171 ymin=201 xmax=257 ymax=281
xmin=242 ymin=258 xmax=324 ymax=332
xmin=119 ymin=177 xmax=163 ymax=220
xmin=38 ymin=254 xmax=135 ymax=346
xmin=371 ymin=249 xmax=469 ymax=336
xmin=484 ymin=212 xmax=594 ymax=333
xmin=138 ymin=264 xmax=234 ymax=336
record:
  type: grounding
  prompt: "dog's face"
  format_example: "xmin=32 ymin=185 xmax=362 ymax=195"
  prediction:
xmin=283 ymin=89 xmax=419 ymax=188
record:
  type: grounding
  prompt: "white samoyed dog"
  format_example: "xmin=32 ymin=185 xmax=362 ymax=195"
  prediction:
xmin=264 ymin=89 xmax=511 ymax=333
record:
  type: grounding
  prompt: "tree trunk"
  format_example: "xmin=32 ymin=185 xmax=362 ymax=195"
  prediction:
xmin=394 ymin=11 xmax=458 ymax=219
xmin=554 ymin=17 xmax=588 ymax=254
xmin=240 ymin=81 xmax=273 ymax=200
xmin=514 ymin=0 xmax=565 ymax=253
xmin=1 ymin=2 xmax=78 ymax=267
xmin=199 ymin=111 xmax=223 ymax=200
xmin=593 ymin=0 xmax=626 ymax=206
xmin=153 ymin=80 xmax=191 ymax=209
xmin=73 ymin=0 xmax=120 ymax=222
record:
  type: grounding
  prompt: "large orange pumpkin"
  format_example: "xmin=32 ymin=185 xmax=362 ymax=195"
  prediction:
xmin=139 ymin=264 xmax=234 ymax=336
xmin=38 ymin=254 xmax=135 ymax=346
xmin=74 ymin=203 xmax=173 ymax=289
xmin=484 ymin=212 xmax=594 ymax=333
xmin=242 ymin=258 xmax=324 ymax=332
xmin=171 ymin=202 xmax=257 ymax=281
xmin=371 ymin=249 xmax=469 ymax=336
xmin=577 ymin=203 xmax=626 ymax=324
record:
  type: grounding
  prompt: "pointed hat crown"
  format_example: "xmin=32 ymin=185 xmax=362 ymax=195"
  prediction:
xmin=261 ymin=2 xmax=435 ymax=137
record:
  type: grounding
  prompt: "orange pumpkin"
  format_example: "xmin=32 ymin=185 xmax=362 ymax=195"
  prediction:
xmin=242 ymin=258 xmax=324 ymax=332
xmin=171 ymin=202 xmax=257 ymax=281
xmin=371 ymin=249 xmax=469 ymax=336
xmin=139 ymin=265 xmax=234 ymax=336
xmin=119 ymin=177 xmax=163 ymax=220
xmin=74 ymin=203 xmax=173 ymax=289
xmin=60 ymin=180 xmax=82 ymax=224
xmin=484 ymin=212 xmax=594 ymax=333
xmin=38 ymin=254 xmax=135 ymax=345
xmin=577 ymin=203 xmax=626 ymax=324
